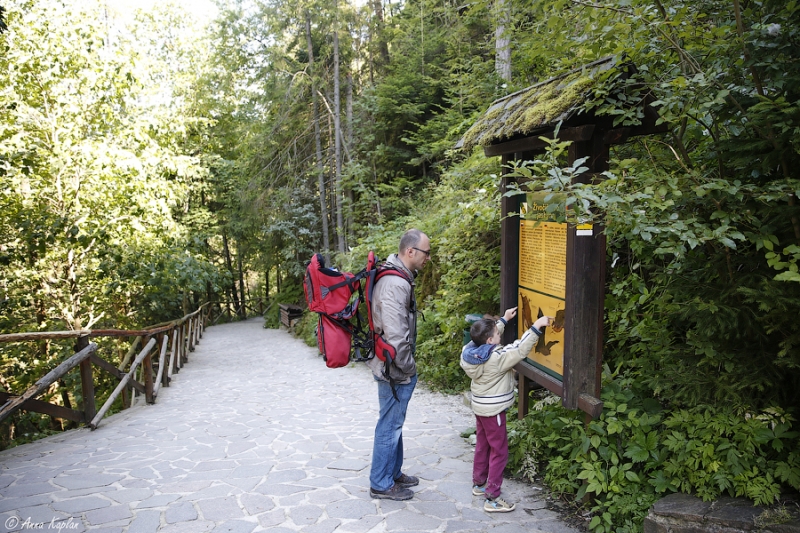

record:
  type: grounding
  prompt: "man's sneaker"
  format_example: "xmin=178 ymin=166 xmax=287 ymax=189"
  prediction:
xmin=484 ymin=497 xmax=516 ymax=513
xmin=394 ymin=473 xmax=419 ymax=488
xmin=472 ymin=484 xmax=486 ymax=496
xmin=370 ymin=484 xmax=414 ymax=501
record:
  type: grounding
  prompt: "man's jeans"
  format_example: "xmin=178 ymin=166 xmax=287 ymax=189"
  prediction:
xmin=370 ymin=374 xmax=417 ymax=491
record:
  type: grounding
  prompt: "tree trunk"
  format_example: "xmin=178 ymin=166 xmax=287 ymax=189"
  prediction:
xmin=327 ymin=110 xmax=338 ymax=251
xmin=236 ymin=239 xmax=246 ymax=318
xmin=495 ymin=0 xmax=512 ymax=82
xmin=372 ymin=0 xmax=390 ymax=66
xmin=346 ymin=72 xmax=354 ymax=241
xmin=306 ymin=11 xmax=330 ymax=260
xmin=334 ymin=0 xmax=345 ymax=253
xmin=222 ymin=231 xmax=241 ymax=314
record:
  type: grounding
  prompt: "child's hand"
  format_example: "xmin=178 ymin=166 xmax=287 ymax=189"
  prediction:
xmin=503 ymin=307 xmax=518 ymax=322
xmin=533 ymin=315 xmax=552 ymax=330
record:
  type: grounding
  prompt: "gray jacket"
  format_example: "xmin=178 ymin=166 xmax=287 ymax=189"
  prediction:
xmin=366 ymin=254 xmax=417 ymax=384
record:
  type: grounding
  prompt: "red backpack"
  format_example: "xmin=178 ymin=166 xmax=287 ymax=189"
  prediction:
xmin=303 ymin=252 xmax=412 ymax=371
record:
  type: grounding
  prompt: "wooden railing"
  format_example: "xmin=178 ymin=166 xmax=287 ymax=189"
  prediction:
xmin=207 ymin=298 xmax=270 ymax=325
xmin=0 ymin=304 xmax=209 ymax=430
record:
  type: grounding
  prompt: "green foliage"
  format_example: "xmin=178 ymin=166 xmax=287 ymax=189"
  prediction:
xmin=508 ymin=373 xmax=800 ymax=533
xmin=413 ymin=156 xmax=504 ymax=391
xmin=295 ymin=311 xmax=319 ymax=349
xmin=0 ymin=0 xmax=224 ymax=446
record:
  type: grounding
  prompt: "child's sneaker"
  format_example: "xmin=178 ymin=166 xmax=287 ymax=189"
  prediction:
xmin=472 ymin=484 xmax=486 ymax=496
xmin=484 ymin=496 xmax=516 ymax=513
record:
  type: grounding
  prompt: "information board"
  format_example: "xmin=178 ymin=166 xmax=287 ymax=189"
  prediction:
xmin=518 ymin=192 xmax=566 ymax=378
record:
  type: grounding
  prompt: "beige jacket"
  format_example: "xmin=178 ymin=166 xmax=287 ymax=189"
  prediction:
xmin=366 ymin=254 xmax=417 ymax=384
xmin=460 ymin=320 xmax=541 ymax=417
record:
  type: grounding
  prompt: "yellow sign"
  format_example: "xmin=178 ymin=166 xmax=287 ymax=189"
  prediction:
xmin=518 ymin=192 xmax=566 ymax=378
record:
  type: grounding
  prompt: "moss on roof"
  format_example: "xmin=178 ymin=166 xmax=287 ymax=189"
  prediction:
xmin=460 ymin=56 xmax=621 ymax=151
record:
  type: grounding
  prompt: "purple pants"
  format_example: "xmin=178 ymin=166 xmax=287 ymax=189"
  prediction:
xmin=473 ymin=411 xmax=508 ymax=499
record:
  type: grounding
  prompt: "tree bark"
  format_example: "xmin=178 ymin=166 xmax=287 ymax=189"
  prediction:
xmin=495 ymin=0 xmax=512 ymax=82
xmin=372 ymin=0 xmax=390 ymax=67
xmin=334 ymin=0 xmax=346 ymax=253
xmin=222 ymin=231 xmax=241 ymax=314
xmin=345 ymin=72 xmax=354 ymax=241
xmin=305 ymin=11 xmax=330 ymax=260
xmin=236 ymin=238 xmax=246 ymax=318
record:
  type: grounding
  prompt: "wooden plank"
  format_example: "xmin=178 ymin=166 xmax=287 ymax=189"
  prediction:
xmin=484 ymin=125 xmax=596 ymax=157
xmin=517 ymin=374 xmax=531 ymax=420
xmin=168 ymin=327 xmax=179 ymax=378
xmin=76 ymin=336 xmax=96 ymax=422
xmin=0 ymin=343 xmax=97 ymax=424
xmin=181 ymin=322 xmax=187 ymax=365
xmin=90 ymin=337 xmax=156 ymax=429
xmin=0 ymin=330 xmax=90 ymax=343
xmin=515 ymin=360 xmax=563 ymax=397
xmin=603 ymin=128 xmax=631 ymax=145
xmin=90 ymin=354 xmax=144 ymax=394
xmin=143 ymin=336 xmax=154 ymax=404
xmin=500 ymin=154 xmax=521 ymax=345
xmin=0 ymin=392 xmax=85 ymax=423
xmin=153 ymin=334 xmax=169 ymax=398
xmin=562 ymin=139 xmax=606 ymax=416
xmin=578 ymin=393 xmax=604 ymax=419
xmin=187 ymin=317 xmax=195 ymax=352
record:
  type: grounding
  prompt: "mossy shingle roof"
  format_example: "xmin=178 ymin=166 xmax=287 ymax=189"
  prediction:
xmin=460 ymin=56 xmax=621 ymax=151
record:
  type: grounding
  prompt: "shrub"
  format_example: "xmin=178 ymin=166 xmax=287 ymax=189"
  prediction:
xmin=508 ymin=371 xmax=800 ymax=533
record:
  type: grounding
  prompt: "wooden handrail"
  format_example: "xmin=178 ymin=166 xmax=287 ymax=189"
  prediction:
xmin=0 ymin=303 xmax=210 ymax=435
xmin=0 ymin=343 xmax=97 ymax=424
xmin=0 ymin=304 xmax=207 ymax=344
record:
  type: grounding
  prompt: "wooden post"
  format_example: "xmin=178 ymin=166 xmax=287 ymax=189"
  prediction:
xmin=500 ymin=153 xmax=521 ymax=345
xmin=518 ymin=372 xmax=531 ymax=421
xmin=142 ymin=335 xmax=154 ymax=404
xmin=76 ymin=335 xmax=96 ymax=424
xmin=189 ymin=316 xmax=194 ymax=351
xmin=169 ymin=326 xmax=179 ymax=376
xmin=562 ymin=138 xmax=607 ymax=410
xmin=180 ymin=322 xmax=188 ymax=364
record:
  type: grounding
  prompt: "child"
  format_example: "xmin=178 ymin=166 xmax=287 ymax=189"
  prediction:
xmin=460 ymin=307 xmax=552 ymax=513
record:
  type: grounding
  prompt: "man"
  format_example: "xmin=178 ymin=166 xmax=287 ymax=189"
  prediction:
xmin=368 ymin=228 xmax=431 ymax=501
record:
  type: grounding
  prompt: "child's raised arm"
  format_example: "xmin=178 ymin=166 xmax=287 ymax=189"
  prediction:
xmin=502 ymin=307 xmax=518 ymax=322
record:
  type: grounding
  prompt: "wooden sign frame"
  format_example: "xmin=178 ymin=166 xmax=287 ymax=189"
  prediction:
xmin=498 ymin=134 xmax=607 ymax=419
xmin=461 ymin=58 xmax=667 ymax=419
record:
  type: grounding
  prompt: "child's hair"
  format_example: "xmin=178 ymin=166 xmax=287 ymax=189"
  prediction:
xmin=470 ymin=318 xmax=497 ymax=346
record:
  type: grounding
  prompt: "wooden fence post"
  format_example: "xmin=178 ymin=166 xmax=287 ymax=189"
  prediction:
xmin=143 ymin=335 xmax=154 ymax=404
xmin=189 ymin=316 xmax=196 ymax=352
xmin=172 ymin=326 xmax=180 ymax=372
xmin=76 ymin=335 xmax=96 ymax=423
xmin=181 ymin=321 xmax=189 ymax=366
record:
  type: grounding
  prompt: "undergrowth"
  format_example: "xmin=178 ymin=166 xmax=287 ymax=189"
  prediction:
xmin=508 ymin=371 xmax=800 ymax=533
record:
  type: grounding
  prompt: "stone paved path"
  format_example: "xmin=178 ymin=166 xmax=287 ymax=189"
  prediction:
xmin=0 ymin=318 xmax=582 ymax=533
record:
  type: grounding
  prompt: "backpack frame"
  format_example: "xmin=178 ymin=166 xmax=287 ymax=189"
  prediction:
xmin=303 ymin=252 xmax=413 ymax=377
